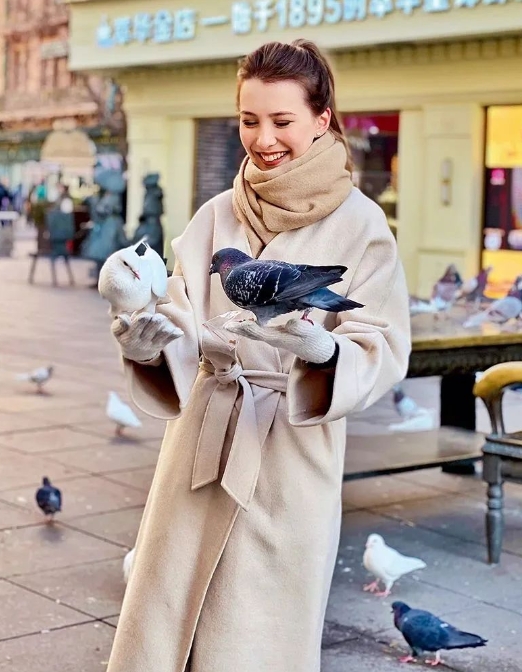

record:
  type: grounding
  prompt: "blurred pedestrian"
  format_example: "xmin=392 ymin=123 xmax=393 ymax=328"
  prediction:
xmin=106 ymin=39 xmax=410 ymax=672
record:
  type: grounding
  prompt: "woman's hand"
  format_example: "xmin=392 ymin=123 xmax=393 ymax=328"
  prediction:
xmin=224 ymin=317 xmax=336 ymax=365
xmin=111 ymin=312 xmax=183 ymax=364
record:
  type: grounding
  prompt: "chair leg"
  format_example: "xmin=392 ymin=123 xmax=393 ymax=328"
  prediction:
xmin=28 ymin=255 xmax=38 ymax=284
xmin=63 ymin=256 xmax=75 ymax=286
xmin=483 ymin=453 xmax=504 ymax=565
xmin=50 ymin=258 xmax=57 ymax=287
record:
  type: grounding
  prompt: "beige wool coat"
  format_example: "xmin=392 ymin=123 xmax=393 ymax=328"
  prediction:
xmin=106 ymin=187 xmax=411 ymax=672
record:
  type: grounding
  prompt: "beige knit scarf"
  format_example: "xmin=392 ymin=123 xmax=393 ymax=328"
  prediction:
xmin=232 ymin=131 xmax=353 ymax=257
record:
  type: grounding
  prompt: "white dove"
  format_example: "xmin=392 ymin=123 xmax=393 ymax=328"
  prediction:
xmin=362 ymin=534 xmax=427 ymax=598
xmin=123 ymin=547 xmax=135 ymax=584
xmin=15 ymin=365 xmax=54 ymax=393
xmin=98 ymin=239 xmax=171 ymax=318
xmin=106 ymin=391 xmax=142 ymax=436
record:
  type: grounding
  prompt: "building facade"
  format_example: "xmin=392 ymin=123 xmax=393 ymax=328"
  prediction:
xmin=0 ymin=0 xmax=124 ymax=200
xmin=68 ymin=0 xmax=522 ymax=294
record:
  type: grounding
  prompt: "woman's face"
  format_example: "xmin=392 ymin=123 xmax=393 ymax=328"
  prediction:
xmin=238 ymin=78 xmax=331 ymax=171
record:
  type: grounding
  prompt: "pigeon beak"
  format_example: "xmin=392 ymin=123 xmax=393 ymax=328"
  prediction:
xmin=209 ymin=264 xmax=215 ymax=276
xmin=132 ymin=270 xmax=140 ymax=280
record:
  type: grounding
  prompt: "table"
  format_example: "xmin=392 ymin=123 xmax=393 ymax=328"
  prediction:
xmin=343 ymin=305 xmax=522 ymax=481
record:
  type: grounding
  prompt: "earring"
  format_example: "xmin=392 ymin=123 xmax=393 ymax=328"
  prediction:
xmin=315 ymin=132 xmax=323 ymax=138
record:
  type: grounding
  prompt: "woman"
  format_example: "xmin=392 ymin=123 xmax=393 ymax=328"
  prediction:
xmin=107 ymin=39 xmax=411 ymax=672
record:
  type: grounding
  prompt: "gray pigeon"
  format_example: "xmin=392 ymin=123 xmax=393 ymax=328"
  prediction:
xmin=391 ymin=601 xmax=487 ymax=666
xmin=209 ymin=248 xmax=364 ymax=325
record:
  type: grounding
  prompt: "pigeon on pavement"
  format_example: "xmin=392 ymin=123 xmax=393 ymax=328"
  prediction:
xmin=391 ymin=601 xmax=487 ymax=666
xmin=16 ymin=365 xmax=53 ymax=394
xmin=106 ymin=391 xmax=142 ymax=437
xmin=35 ymin=476 xmax=62 ymax=522
xmin=98 ymin=239 xmax=171 ymax=317
xmin=389 ymin=385 xmax=436 ymax=432
xmin=363 ymin=534 xmax=426 ymax=597
xmin=209 ymin=248 xmax=364 ymax=325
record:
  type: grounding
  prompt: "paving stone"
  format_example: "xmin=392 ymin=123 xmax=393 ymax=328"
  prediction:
xmin=321 ymin=632 xmax=406 ymax=672
xmin=11 ymin=558 xmax=127 ymax=619
xmin=0 ymin=427 xmax=100 ymax=454
xmin=1 ymin=475 xmax=146 ymax=520
xmin=0 ymin=501 xmax=41 ymax=530
xmin=49 ymin=443 xmax=159 ymax=474
xmin=0 ymin=620 xmax=115 ymax=672
xmin=69 ymin=506 xmax=144 ymax=547
xmin=0 ymin=579 xmax=86 ymax=640
xmin=0 ymin=411 xmax=57 ymax=434
xmin=0 ymin=445 xmax=85 ymax=492
xmin=0 ymin=523 xmax=121 ymax=578
xmin=101 ymin=467 xmax=156 ymax=493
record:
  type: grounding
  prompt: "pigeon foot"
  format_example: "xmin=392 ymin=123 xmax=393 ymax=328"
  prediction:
xmin=399 ymin=655 xmax=416 ymax=664
xmin=300 ymin=308 xmax=314 ymax=323
xmin=115 ymin=425 xmax=124 ymax=437
xmin=425 ymin=652 xmax=442 ymax=666
xmin=363 ymin=580 xmax=380 ymax=593
xmin=374 ymin=589 xmax=391 ymax=598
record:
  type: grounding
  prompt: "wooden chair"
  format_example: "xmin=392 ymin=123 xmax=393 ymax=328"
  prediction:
xmin=473 ymin=362 xmax=522 ymax=564
xmin=28 ymin=209 xmax=75 ymax=286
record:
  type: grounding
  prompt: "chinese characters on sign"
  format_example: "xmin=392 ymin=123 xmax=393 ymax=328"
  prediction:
xmin=96 ymin=0 xmax=520 ymax=47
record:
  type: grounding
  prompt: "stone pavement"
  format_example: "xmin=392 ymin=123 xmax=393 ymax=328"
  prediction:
xmin=1 ymin=231 xmax=522 ymax=671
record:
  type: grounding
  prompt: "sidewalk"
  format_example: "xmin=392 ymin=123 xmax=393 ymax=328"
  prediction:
xmin=1 ymin=235 xmax=522 ymax=671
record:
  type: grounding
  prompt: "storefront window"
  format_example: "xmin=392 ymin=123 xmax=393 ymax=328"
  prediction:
xmin=482 ymin=106 xmax=522 ymax=297
xmin=193 ymin=118 xmax=245 ymax=213
xmin=343 ymin=112 xmax=399 ymax=236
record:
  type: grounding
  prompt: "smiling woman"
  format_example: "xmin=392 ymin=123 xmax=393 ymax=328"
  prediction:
xmin=106 ymin=38 xmax=411 ymax=672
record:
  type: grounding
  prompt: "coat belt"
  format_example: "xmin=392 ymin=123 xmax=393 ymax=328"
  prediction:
xmin=191 ymin=360 xmax=288 ymax=511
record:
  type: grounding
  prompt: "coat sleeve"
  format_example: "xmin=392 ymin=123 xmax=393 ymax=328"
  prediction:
xmin=286 ymin=213 xmax=411 ymax=426
xmin=123 ymin=258 xmax=200 ymax=420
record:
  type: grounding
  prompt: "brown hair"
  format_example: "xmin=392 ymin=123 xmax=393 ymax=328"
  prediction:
xmin=236 ymin=39 xmax=352 ymax=172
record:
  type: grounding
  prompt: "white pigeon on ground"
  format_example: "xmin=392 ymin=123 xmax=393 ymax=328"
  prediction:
xmin=98 ymin=239 xmax=171 ymax=318
xmin=389 ymin=385 xmax=437 ymax=432
xmin=123 ymin=547 xmax=135 ymax=584
xmin=363 ymin=533 xmax=427 ymax=598
xmin=106 ymin=391 xmax=142 ymax=436
xmin=15 ymin=365 xmax=54 ymax=393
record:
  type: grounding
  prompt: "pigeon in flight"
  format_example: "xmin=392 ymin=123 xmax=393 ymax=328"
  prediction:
xmin=35 ymin=476 xmax=62 ymax=522
xmin=392 ymin=601 xmax=487 ymax=666
xmin=363 ymin=534 xmax=426 ymax=597
xmin=98 ymin=239 xmax=171 ymax=317
xmin=106 ymin=391 xmax=142 ymax=437
xmin=16 ymin=365 xmax=54 ymax=394
xmin=209 ymin=248 xmax=364 ymax=325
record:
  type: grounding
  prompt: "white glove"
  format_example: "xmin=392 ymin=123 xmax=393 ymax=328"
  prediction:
xmin=224 ymin=317 xmax=336 ymax=365
xmin=111 ymin=312 xmax=183 ymax=364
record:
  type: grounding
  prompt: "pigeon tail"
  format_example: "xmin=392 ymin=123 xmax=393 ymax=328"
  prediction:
xmin=443 ymin=630 xmax=487 ymax=650
xmin=300 ymin=288 xmax=364 ymax=313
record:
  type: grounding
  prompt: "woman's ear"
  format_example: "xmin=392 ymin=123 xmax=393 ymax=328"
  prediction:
xmin=316 ymin=107 xmax=332 ymax=135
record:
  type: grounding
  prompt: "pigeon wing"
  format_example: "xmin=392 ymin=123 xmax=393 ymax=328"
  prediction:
xmin=400 ymin=611 xmax=448 ymax=652
xmin=377 ymin=545 xmax=425 ymax=581
xmin=144 ymin=246 xmax=168 ymax=300
xmin=225 ymin=261 xmax=301 ymax=307
xmin=274 ymin=264 xmax=347 ymax=302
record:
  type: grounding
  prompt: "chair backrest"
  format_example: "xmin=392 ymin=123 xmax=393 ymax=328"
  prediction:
xmin=45 ymin=208 xmax=75 ymax=256
xmin=45 ymin=209 xmax=75 ymax=242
